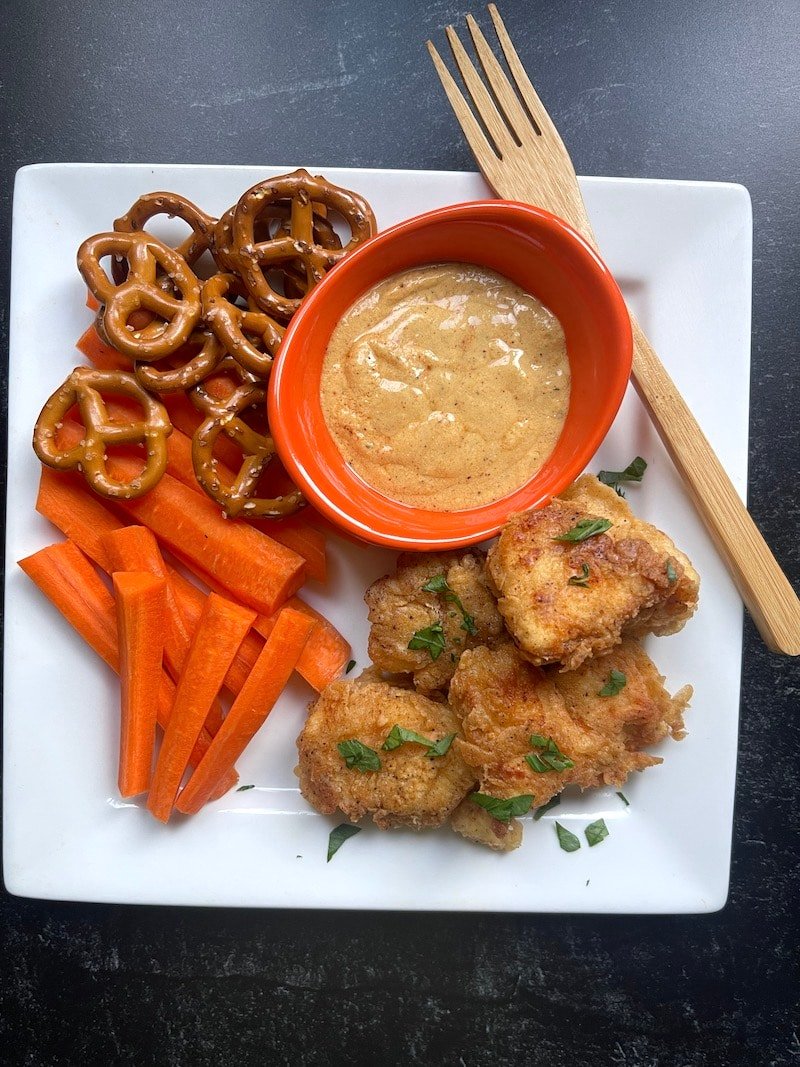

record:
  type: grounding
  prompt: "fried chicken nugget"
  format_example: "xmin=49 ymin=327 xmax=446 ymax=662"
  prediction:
xmin=487 ymin=474 xmax=699 ymax=670
xmin=296 ymin=676 xmax=476 ymax=829
xmin=449 ymin=639 xmax=691 ymax=813
xmin=365 ymin=550 xmax=505 ymax=693
xmin=449 ymin=797 xmax=523 ymax=853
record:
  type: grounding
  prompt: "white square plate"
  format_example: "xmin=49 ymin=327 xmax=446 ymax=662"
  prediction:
xmin=4 ymin=164 xmax=751 ymax=911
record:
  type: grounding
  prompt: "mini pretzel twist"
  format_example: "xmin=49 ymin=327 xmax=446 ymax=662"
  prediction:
xmin=188 ymin=356 xmax=261 ymax=415
xmin=33 ymin=366 xmax=172 ymax=499
xmin=228 ymin=168 xmax=376 ymax=320
xmin=134 ymin=329 xmax=226 ymax=394
xmin=201 ymin=273 xmax=284 ymax=378
xmin=211 ymin=200 xmax=341 ymax=276
xmin=77 ymin=231 xmax=201 ymax=361
xmin=191 ymin=383 xmax=305 ymax=518
xmin=112 ymin=192 xmax=216 ymax=284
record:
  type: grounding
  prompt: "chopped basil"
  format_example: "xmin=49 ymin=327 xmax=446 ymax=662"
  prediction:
xmin=470 ymin=793 xmax=533 ymax=822
xmin=598 ymin=456 xmax=648 ymax=490
xmin=345 ymin=659 xmax=356 ymax=674
xmin=526 ymin=735 xmax=574 ymax=773
xmin=422 ymin=574 xmax=478 ymax=637
xmin=616 ymin=791 xmax=630 ymax=807
xmin=327 ymin=824 xmax=361 ymax=862
xmin=533 ymin=796 xmax=561 ymax=820
xmin=381 ymin=725 xmax=456 ymax=760
xmin=337 ymin=739 xmax=381 ymax=773
xmin=554 ymin=518 xmax=612 ymax=543
xmin=599 ymin=670 xmax=627 ymax=697
xmin=236 ymin=784 xmax=255 ymax=792
xmin=666 ymin=561 xmax=678 ymax=584
xmin=568 ymin=563 xmax=591 ymax=587
xmin=585 ymin=818 xmax=609 ymax=847
xmin=555 ymin=822 xmax=581 ymax=852
xmin=382 ymin=724 xmax=435 ymax=752
xmin=427 ymin=733 xmax=456 ymax=759
xmin=422 ymin=574 xmax=449 ymax=594
xmin=408 ymin=623 xmax=446 ymax=660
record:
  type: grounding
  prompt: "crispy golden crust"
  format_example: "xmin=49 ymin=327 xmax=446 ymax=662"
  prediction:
xmin=449 ymin=797 xmax=523 ymax=852
xmin=486 ymin=475 xmax=700 ymax=669
xmin=449 ymin=639 xmax=691 ymax=810
xmin=365 ymin=550 xmax=505 ymax=694
xmin=296 ymin=678 xmax=476 ymax=829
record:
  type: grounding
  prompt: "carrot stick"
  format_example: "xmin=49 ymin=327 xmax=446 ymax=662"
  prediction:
xmin=102 ymin=526 xmax=225 ymax=735
xmin=147 ymin=592 xmax=256 ymax=822
xmin=110 ymin=464 xmax=306 ymax=615
xmin=86 ymin=290 xmax=101 ymax=311
xmin=176 ymin=607 xmax=315 ymax=814
xmin=18 ymin=541 xmax=237 ymax=794
xmin=76 ymin=323 xmax=130 ymax=371
xmin=36 ymin=467 xmax=125 ymax=571
xmin=167 ymin=568 xmax=262 ymax=696
xmin=112 ymin=571 xmax=166 ymax=797
xmin=254 ymin=597 xmax=351 ymax=692
xmin=258 ymin=522 xmax=327 ymax=583
xmin=173 ymin=552 xmax=348 ymax=693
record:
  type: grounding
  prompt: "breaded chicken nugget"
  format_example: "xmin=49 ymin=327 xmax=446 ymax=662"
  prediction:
xmin=487 ymin=474 xmax=699 ymax=669
xmin=296 ymin=677 xmax=476 ymax=829
xmin=365 ymin=550 xmax=505 ymax=693
xmin=449 ymin=639 xmax=691 ymax=811
xmin=449 ymin=797 xmax=523 ymax=853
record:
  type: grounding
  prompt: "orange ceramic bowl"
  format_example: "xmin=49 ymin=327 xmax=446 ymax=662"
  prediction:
xmin=268 ymin=200 xmax=632 ymax=550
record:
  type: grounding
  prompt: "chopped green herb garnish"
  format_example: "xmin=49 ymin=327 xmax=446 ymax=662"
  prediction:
xmin=585 ymin=819 xmax=609 ymax=847
xmin=327 ymin=824 xmax=361 ymax=861
xmin=554 ymin=518 xmax=613 ymax=543
xmin=382 ymin=724 xmax=435 ymax=752
xmin=236 ymin=784 xmax=255 ymax=792
xmin=381 ymin=725 xmax=456 ymax=760
xmin=533 ymin=796 xmax=561 ymax=820
xmin=470 ymin=793 xmax=533 ymax=822
xmin=337 ymin=739 xmax=381 ymax=773
xmin=666 ymin=561 xmax=678 ymax=584
xmin=427 ymin=733 xmax=456 ymax=759
xmin=599 ymin=670 xmax=627 ymax=697
xmin=555 ymin=822 xmax=581 ymax=852
xmin=616 ymin=791 xmax=629 ymax=807
xmin=568 ymin=563 xmax=591 ymax=587
xmin=408 ymin=623 xmax=446 ymax=660
xmin=422 ymin=574 xmax=478 ymax=636
xmin=345 ymin=659 xmax=356 ymax=674
xmin=526 ymin=735 xmax=574 ymax=773
xmin=598 ymin=456 xmax=648 ymax=490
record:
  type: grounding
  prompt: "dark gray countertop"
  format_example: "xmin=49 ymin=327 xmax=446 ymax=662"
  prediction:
xmin=1 ymin=1 xmax=798 ymax=1064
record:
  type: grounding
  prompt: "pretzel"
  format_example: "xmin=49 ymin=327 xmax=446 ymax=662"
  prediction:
xmin=78 ymin=232 xmax=201 ymax=361
xmin=112 ymin=192 xmax=216 ymax=284
xmin=201 ymin=274 xmax=284 ymax=378
xmin=191 ymin=383 xmax=305 ymax=518
xmin=227 ymin=169 xmax=376 ymax=319
xmin=33 ymin=366 xmax=172 ymax=499
xmin=188 ymin=356 xmax=261 ymax=415
xmin=134 ymin=329 xmax=225 ymax=393
xmin=211 ymin=200 xmax=340 ymax=276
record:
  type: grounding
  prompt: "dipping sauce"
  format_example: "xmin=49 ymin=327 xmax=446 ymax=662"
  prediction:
xmin=319 ymin=263 xmax=570 ymax=511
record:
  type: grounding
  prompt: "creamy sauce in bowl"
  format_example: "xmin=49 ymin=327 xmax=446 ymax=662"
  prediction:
xmin=319 ymin=263 xmax=570 ymax=511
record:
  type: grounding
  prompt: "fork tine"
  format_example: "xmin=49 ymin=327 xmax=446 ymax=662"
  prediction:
xmin=443 ymin=25 xmax=516 ymax=157
xmin=487 ymin=4 xmax=563 ymax=144
xmin=465 ymin=13 xmax=536 ymax=142
xmin=426 ymin=40 xmax=500 ymax=164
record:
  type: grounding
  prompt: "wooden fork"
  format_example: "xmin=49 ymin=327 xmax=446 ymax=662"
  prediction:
xmin=428 ymin=5 xmax=800 ymax=656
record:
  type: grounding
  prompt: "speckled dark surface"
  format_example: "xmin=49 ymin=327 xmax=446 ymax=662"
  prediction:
xmin=1 ymin=1 xmax=798 ymax=1063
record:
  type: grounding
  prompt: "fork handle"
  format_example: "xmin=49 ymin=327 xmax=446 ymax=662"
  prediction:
xmin=629 ymin=315 xmax=800 ymax=655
